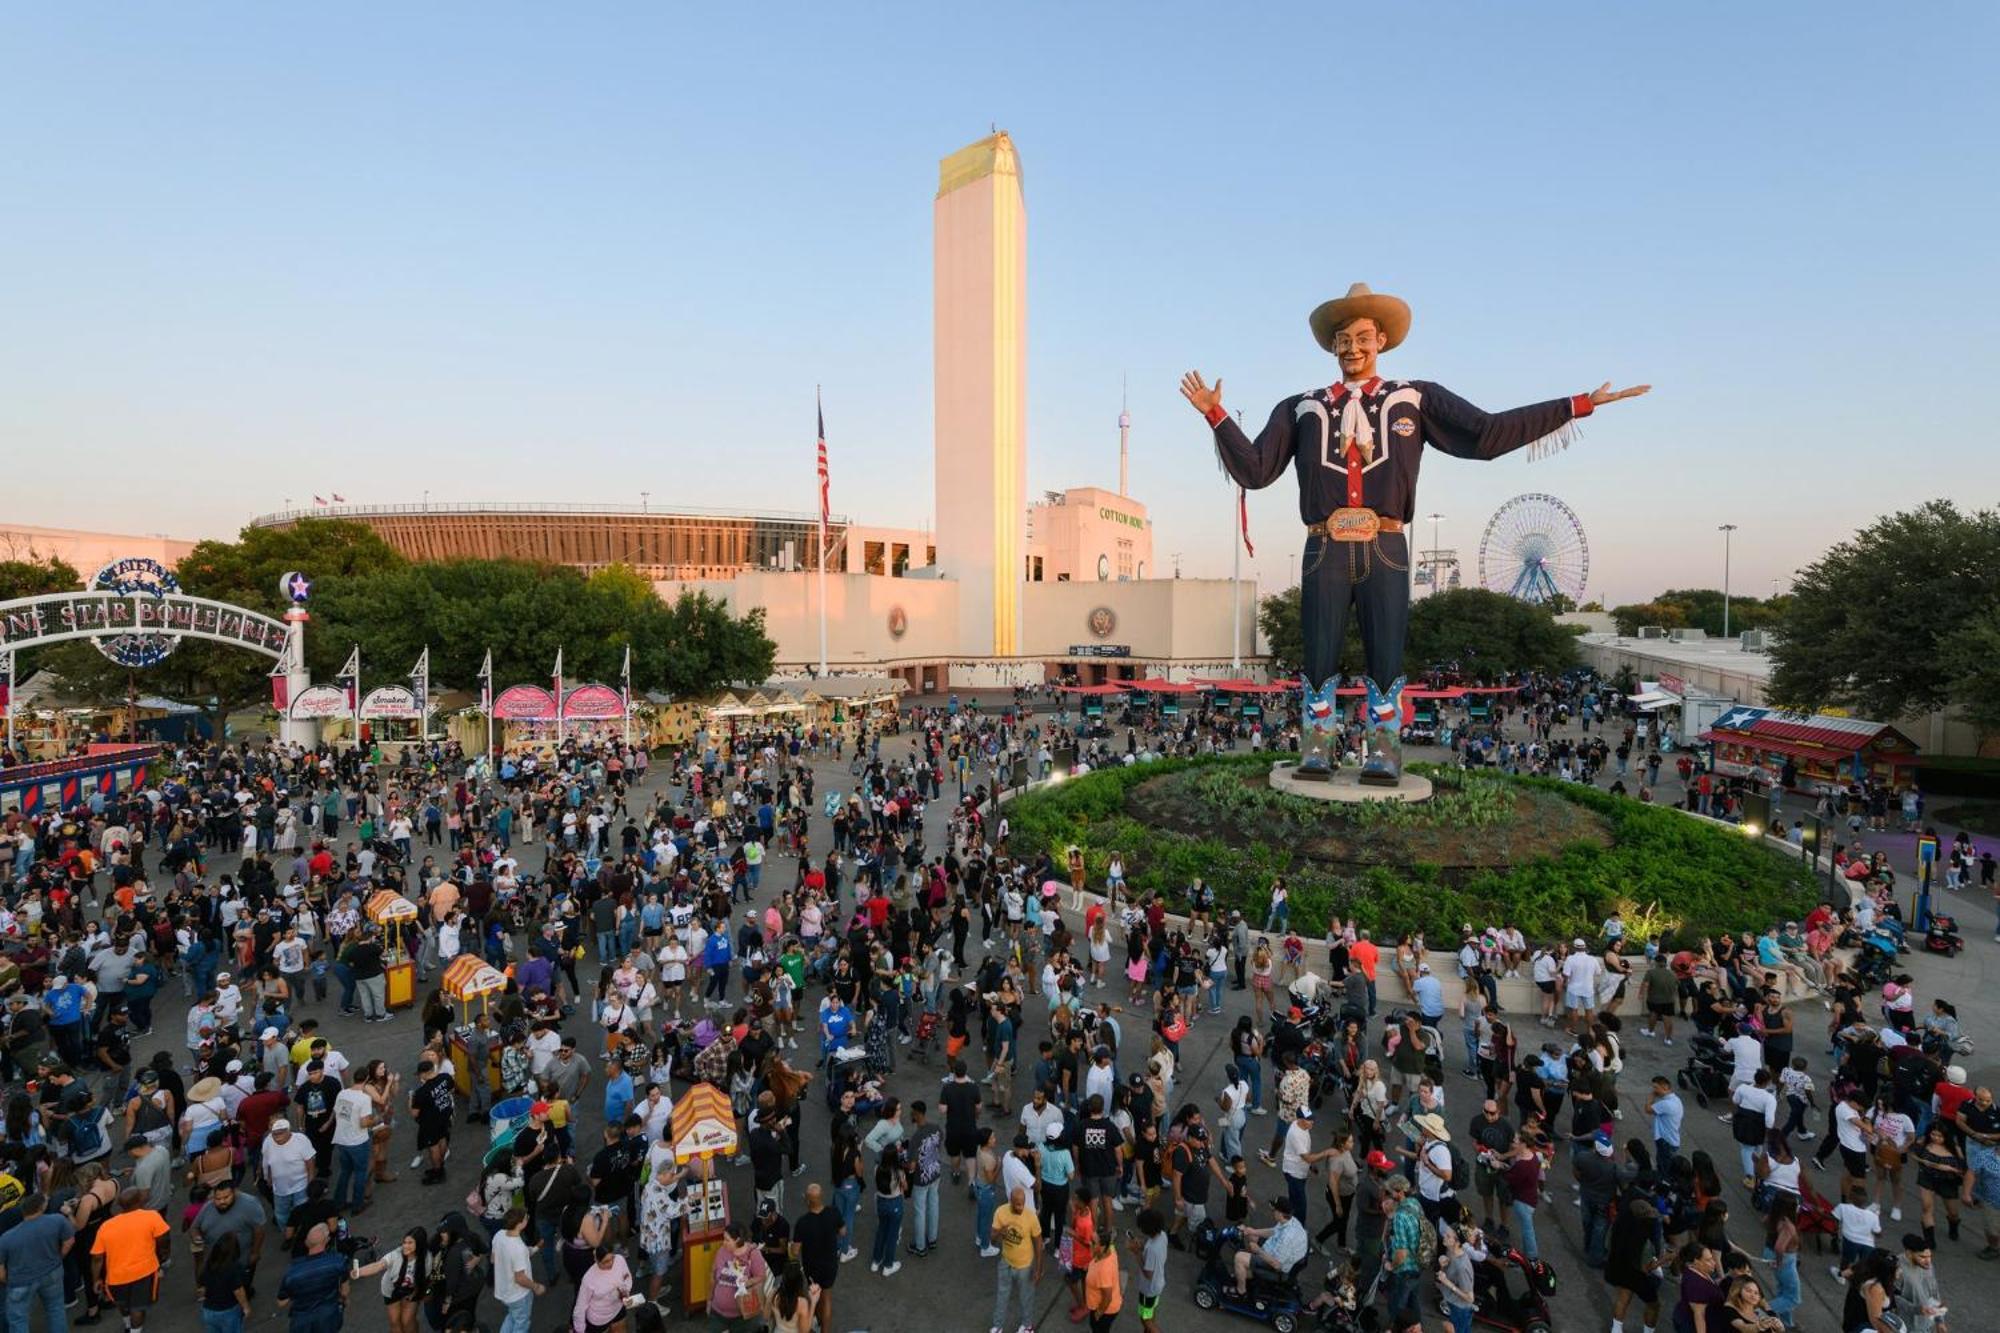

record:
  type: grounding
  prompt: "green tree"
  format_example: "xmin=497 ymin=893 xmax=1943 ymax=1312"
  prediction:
xmin=1257 ymin=585 xmax=1569 ymax=680
xmin=1940 ymin=605 xmax=2000 ymax=740
xmin=38 ymin=520 xmax=408 ymax=740
xmin=1610 ymin=601 xmax=1688 ymax=636
xmin=1406 ymin=588 xmax=1578 ymax=676
xmin=0 ymin=555 xmax=83 ymax=601
xmin=1769 ymin=501 xmax=2000 ymax=727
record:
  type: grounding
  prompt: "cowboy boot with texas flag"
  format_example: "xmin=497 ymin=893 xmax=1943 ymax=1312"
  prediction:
xmin=1359 ymin=675 xmax=1407 ymax=786
xmin=1297 ymin=678 xmax=1339 ymax=778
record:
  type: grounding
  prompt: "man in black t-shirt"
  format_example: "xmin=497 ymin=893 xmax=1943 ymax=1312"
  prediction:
xmin=1173 ymin=1121 xmax=1228 ymax=1241
xmin=409 ymin=1056 xmax=457 ymax=1184
xmin=587 ymin=1122 xmax=644 ymax=1241
xmin=791 ymin=1184 xmax=843 ymax=1333
xmin=1076 ymin=1094 xmax=1124 ymax=1233
xmin=291 ymin=1062 xmax=341 ymax=1174
xmin=940 ymin=1061 xmax=982 ymax=1182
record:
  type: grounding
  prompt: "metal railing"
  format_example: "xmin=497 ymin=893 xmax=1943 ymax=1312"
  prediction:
xmin=249 ymin=501 xmax=851 ymax=527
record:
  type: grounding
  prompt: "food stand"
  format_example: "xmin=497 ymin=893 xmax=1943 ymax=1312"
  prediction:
xmin=671 ymin=1082 xmax=739 ymax=1315
xmin=442 ymin=956 xmax=510 ymax=1095
xmin=1699 ymin=707 xmax=1921 ymax=792
xmin=365 ymin=890 xmax=420 ymax=1010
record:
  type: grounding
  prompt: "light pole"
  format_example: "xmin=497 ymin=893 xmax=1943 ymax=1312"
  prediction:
xmin=1718 ymin=523 xmax=1738 ymax=638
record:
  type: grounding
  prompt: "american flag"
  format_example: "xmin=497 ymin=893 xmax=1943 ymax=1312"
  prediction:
xmin=816 ymin=392 xmax=830 ymax=549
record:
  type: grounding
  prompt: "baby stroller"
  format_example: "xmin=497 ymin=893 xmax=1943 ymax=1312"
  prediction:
xmin=1469 ymin=1244 xmax=1558 ymax=1333
xmin=1796 ymin=1176 xmax=1841 ymax=1254
xmin=1851 ymin=932 xmax=1899 ymax=986
xmin=908 ymin=1008 xmax=942 ymax=1063
xmin=1676 ymin=1034 xmax=1731 ymax=1107
xmin=824 ymin=1045 xmax=880 ymax=1112
xmin=1923 ymin=912 xmax=1963 ymax=957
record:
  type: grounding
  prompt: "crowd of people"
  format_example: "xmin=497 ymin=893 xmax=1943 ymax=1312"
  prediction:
xmin=0 ymin=677 xmax=1985 ymax=1333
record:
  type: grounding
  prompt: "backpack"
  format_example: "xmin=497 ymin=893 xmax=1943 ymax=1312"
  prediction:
xmin=1449 ymin=1148 xmax=1472 ymax=1193
xmin=1415 ymin=1214 xmax=1439 ymax=1273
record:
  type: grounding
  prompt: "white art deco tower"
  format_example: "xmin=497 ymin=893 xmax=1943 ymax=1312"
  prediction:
xmin=933 ymin=131 xmax=1027 ymax=656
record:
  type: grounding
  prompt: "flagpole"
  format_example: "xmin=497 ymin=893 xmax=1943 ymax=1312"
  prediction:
xmin=817 ymin=385 xmax=829 ymax=678
xmin=4 ymin=651 xmax=14 ymax=757
xmin=413 ymin=646 xmax=431 ymax=744
xmin=351 ymin=644 xmax=362 ymax=746
xmin=620 ymin=644 xmax=632 ymax=748
xmin=480 ymin=648 xmax=494 ymax=760
xmin=554 ymin=648 xmax=565 ymax=745
xmin=1232 ymin=490 xmax=1242 ymax=672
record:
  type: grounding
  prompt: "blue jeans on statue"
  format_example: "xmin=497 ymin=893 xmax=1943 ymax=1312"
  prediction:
xmin=872 ymin=1197 xmax=905 ymax=1268
xmin=334 ymin=1140 xmax=373 ymax=1209
xmin=8 ymin=1269 xmax=67 ymax=1333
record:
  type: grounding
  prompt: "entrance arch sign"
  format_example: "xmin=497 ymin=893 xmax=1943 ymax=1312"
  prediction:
xmin=0 ymin=592 xmax=292 ymax=660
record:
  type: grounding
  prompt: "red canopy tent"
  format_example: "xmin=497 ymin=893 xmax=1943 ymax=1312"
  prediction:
xmin=1192 ymin=678 xmax=1297 ymax=694
xmin=1122 ymin=678 xmax=1201 ymax=694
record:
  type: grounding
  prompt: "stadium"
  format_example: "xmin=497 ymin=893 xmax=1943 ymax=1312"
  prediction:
xmin=248 ymin=501 xmax=935 ymax=582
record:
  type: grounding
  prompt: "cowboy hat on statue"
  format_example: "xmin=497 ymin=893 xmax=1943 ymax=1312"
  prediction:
xmin=1181 ymin=282 xmax=1647 ymax=784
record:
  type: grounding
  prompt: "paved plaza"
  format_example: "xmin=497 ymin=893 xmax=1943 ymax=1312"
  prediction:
xmin=64 ymin=698 xmax=2000 ymax=1333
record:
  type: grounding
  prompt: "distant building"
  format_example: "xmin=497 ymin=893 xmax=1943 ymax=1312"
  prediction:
xmin=0 ymin=525 xmax=198 ymax=580
xmin=1026 ymin=486 xmax=1153 ymax=583
xmin=249 ymin=503 xmax=931 ymax=582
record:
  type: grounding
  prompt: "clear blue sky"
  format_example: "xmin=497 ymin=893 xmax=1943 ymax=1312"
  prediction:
xmin=3 ymin=4 xmax=1995 ymax=605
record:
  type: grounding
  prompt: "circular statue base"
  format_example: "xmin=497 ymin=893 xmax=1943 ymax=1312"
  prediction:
xmin=1269 ymin=762 xmax=1433 ymax=804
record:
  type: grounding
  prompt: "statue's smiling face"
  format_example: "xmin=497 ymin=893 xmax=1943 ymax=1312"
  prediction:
xmin=1331 ymin=317 xmax=1383 ymax=381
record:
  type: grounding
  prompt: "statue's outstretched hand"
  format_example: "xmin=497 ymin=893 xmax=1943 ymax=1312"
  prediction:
xmin=1180 ymin=371 xmax=1224 ymax=419
xmin=1589 ymin=381 xmax=1651 ymax=407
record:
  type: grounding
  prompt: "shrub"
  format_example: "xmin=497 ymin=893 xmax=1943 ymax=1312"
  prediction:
xmin=1004 ymin=755 xmax=1814 ymax=946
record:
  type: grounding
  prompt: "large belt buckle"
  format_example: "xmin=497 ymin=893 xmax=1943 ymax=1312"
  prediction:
xmin=1326 ymin=507 xmax=1380 ymax=542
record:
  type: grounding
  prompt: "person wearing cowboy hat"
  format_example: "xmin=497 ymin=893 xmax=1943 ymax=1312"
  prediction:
xmin=1182 ymin=284 xmax=1647 ymax=782
xmin=1410 ymin=1111 xmax=1461 ymax=1225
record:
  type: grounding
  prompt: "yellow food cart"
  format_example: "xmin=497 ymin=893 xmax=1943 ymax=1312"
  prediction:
xmin=671 ymin=1083 xmax=738 ymax=1315
xmin=365 ymin=890 xmax=420 ymax=1010
xmin=442 ymin=955 xmax=510 ymax=1095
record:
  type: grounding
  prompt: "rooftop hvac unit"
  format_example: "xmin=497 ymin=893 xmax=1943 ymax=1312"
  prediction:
xmin=1739 ymin=631 xmax=1770 ymax=651
xmin=1668 ymin=628 xmax=1708 ymax=643
xmin=1637 ymin=626 xmax=1667 ymax=640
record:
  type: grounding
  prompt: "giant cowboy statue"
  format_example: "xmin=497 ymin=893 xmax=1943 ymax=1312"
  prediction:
xmin=1182 ymin=283 xmax=1648 ymax=785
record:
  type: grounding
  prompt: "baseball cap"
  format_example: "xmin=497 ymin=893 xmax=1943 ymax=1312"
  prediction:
xmin=1949 ymin=1066 xmax=1968 ymax=1085
xmin=1296 ymin=1105 xmax=1314 ymax=1120
xmin=1365 ymin=1150 xmax=1395 ymax=1172
xmin=270 ymin=1118 xmax=293 ymax=1132
xmin=530 ymin=1100 xmax=552 ymax=1116
xmin=1571 ymin=938 xmax=1587 ymax=950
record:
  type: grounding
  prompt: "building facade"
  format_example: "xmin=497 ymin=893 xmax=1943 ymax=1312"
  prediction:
xmin=1026 ymin=486 xmax=1153 ymax=583
xmin=249 ymin=503 xmax=932 ymax=582
xmin=0 ymin=526 xmax=199 ymax=580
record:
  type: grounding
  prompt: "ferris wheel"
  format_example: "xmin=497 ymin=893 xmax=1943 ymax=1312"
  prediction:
xmin=1478 ymin=493 xmax=1590 ymax=605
